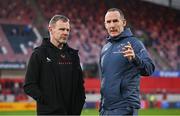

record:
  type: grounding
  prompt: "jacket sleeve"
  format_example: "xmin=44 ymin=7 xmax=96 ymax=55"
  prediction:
xmin=23 ymin=50 xmax=44 ymax=103
xmin=132 ymin=40 xmax=155 ymax=76
xmin=74 ymin=53 xmax=86 ymax=115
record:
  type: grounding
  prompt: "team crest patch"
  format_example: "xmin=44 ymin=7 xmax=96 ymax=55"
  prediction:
xmin=59 ymin=54 xmax=72 ymax=64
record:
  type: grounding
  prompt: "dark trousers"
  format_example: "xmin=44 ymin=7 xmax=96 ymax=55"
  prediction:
xmin=100 ymin=107 xmax=138 ymax=116
xmin=37 ymin=108 xmax=67 ymax=116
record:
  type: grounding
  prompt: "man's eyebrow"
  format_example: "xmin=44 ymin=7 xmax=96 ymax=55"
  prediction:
xmin=59 ymin=28 xmax=70 ymax=31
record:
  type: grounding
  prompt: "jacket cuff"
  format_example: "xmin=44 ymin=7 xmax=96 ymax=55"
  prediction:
xmin=36 ymin=95 xmax=46 ymax=105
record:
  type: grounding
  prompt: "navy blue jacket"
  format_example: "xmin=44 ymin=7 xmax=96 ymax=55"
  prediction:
xmin=100 ymin=28 xmax=155 ymax=110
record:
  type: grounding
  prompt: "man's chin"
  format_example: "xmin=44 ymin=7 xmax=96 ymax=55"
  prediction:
xmin=60 ymin=42 xmax=66 ymax=44
xmin=58 ymin=40 xmax=67 ymax=44
xmin=110 ymin=33 xmax=119 ymax=37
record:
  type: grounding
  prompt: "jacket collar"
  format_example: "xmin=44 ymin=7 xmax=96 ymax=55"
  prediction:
xmin=41 ymin=38 xmax=69 ymax=52
xmin=107 ymin=28 xmax=133 ymax=42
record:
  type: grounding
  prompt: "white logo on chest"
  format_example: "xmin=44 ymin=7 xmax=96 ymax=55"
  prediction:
xmin=46 ymin=57 xmax=52 ymax=62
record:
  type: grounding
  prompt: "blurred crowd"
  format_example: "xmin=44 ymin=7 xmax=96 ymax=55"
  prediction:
xmin=0 ymin=0 xmax=34 ymax=23
xmin=0 ymin=0 xmax=179 ymax=70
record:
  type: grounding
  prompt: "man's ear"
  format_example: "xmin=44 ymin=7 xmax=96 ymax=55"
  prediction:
xmin=123 ymin=20 xmax=126 ymax=27
xmin=104 ymin=22 xmax=108 ymax=30
xmin=48 ymin=26 xmax=52 ymax=32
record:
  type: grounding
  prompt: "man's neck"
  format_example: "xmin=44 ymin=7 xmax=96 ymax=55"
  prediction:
xmin=50 ymin=38 xmax=64 ymax=49
xmin=58 ymin=44 xmax=64 ymax=49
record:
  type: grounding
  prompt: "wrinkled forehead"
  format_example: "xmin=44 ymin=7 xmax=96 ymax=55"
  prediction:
xmin=105 ymin=11 xmax=122 ymax=21
xmin=54 ymin=20 xmax=70 ymax=29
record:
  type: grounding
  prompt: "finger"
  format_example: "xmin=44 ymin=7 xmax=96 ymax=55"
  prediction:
xmin=123 ymin=50 xmax=134 ymax=55
xmin=124 ymin=45 xmax=132 ymax=50
xmin=123 ymin=53 xmax=134 ymax=57
xmin=127 ymin=42 xmax=132 ymax=46
xmin=122 ymin=49 xmax=133 ymax=54
xmin=123 ymin=55 xmax=133 ymax=61
xmin=126 ymin=42 xmax=133 ymax=49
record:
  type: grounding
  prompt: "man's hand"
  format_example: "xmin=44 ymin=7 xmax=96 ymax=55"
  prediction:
xmin=122 ymin=42 xmax=135 ymax=61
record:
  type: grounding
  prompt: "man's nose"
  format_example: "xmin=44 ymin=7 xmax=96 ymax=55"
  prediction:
xmin=109 ymin=22 xmax=115 ymax=28
xmin=63 ymin=30 xmax=69 ymax=34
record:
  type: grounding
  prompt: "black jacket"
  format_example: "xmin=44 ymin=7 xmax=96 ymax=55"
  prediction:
xmin=23 ymin=38 xmax=85 ymax=115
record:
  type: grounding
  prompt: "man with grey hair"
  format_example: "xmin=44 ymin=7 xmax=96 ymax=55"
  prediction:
xmin=24 ymin=15 xmax=85 ymax=115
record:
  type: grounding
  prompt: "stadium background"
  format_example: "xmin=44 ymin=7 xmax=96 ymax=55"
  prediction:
xmin=0 ymin=0 xmax=180 ymax=115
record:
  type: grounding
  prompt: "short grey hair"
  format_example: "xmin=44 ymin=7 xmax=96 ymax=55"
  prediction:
xmin=49 ymin=15 xmax=69 ymax=26
xmin=107 ymin=8 xmax=125 ymax=19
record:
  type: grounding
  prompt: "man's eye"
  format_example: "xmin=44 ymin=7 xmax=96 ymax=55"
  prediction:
xmin=66 ymin=29 xmax=70 ymax=32
xmin=59 ymin=28 xmax=65 ymax=31
xmin=113 ymin=19 xmax=118 ymax=23
xmin=106 ymin=21 xmax=111 ymax=23
xmin=59 ymin=28 xmax=70 ymax=31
